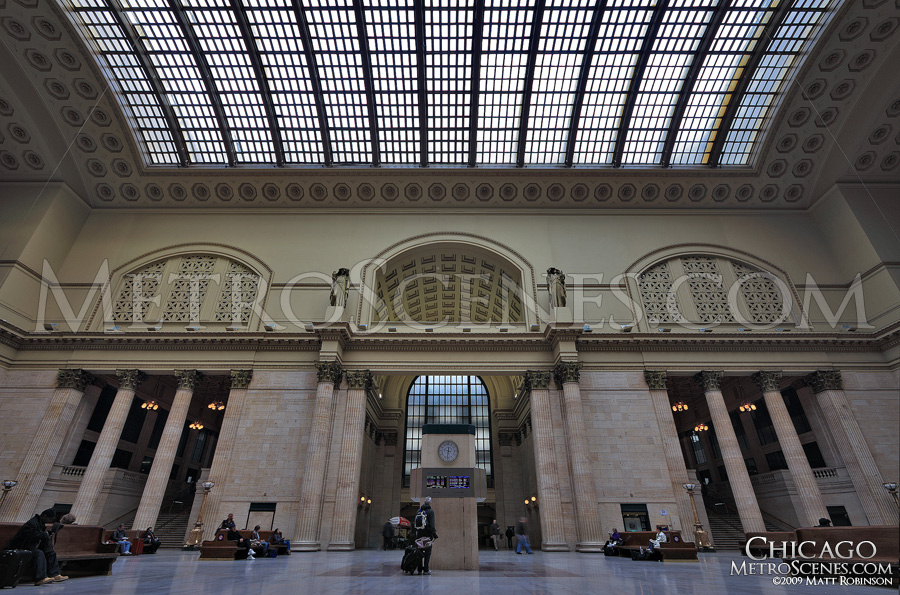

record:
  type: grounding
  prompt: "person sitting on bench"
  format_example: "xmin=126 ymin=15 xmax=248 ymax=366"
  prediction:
xmin=227 ymin=526 xmax=254 ymax=559
xmin=112 ymin=524 xmax=131 ymax=554
xmin=648 ymin=528 xmax=668 ymax=550
xmin=5 ymin=508 xmax=68 ymax=586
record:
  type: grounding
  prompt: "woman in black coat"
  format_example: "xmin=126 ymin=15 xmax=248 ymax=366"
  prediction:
xmin=142 ymin=527 xmax=161 ymax=554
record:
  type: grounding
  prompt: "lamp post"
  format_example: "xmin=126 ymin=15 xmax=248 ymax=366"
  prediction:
xmin=0 ymin=480 xmax=17 ymax=512
xmin=682 ymin=483 xmax=714 ymax=551
xmin=185 ymin=480 xmax=215 ymax=549
xmin=883 ymin=482 xmax=899 ymax=509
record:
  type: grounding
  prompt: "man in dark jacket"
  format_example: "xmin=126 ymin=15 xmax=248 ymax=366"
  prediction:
xmin=415 ymin=497 xmax=437 ymax=575
xmin=5 ymin=508 xmax=68 ymax=586
xmin=489 ymin=519 xmax=501 ymax=551
xmin=505 ymin=526 xmax=515 ymax=549
xmin=382 ymin=521 xmax=394 ymax=550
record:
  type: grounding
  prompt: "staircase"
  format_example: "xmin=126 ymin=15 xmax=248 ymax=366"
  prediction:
xmin=706 ymin=507 xmax=782 ymax=550
xmin=153 ymin=511 xmax=191 ymax=549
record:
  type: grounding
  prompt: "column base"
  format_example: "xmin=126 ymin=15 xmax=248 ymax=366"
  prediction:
xmin=292 ymin=541 xmax=321 ymax=552
xmin=326 ymin=542 xmax=356 ymax=551
xmin=575 ymin=542 xmax=605 ymax=553
xmin=540 ymin=542 xmax=570 ymax=552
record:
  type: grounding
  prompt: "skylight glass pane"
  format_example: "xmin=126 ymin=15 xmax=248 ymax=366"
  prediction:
xmin=720 ymin=0 xmax=833 ymax=165
xmin=670 ymin=0 xmax=775 ymax=165
xmin=574 ymin=0 xmax=654 ymax=165
xmin=425 ymin=0 xmax=475 ymax=164
xmin=364 ymin=0 xmax=419 ymax=164
xmin=622 ymin=0 xmax=717 ymax=165
xmin=65 ymin=0 xmax=180 ymax=165
xmin=119 ymin=0 xmax=228 ymax=164
xmin=243 ymin=0 xmax=324 ymax=164
xmin=478 ymin=0 xmax=535 ymax=164
xmin=305 ymin=1 xmax=372 ymax=164
xmin=524 ymin=0 xmax=594 ymax=165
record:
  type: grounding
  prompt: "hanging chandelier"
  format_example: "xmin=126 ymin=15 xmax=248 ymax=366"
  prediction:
xmin=207 ymin=400 xmax=225 ymax=411
xmin=189 ymin=420 xmax=204 ymax=430
xmin=672 ymin=401 xmax=688 ymax=412
xmin=739 ymin=402 xmax=757 ymax=412
xmin=141 ymin=400 xmax=159 ymax=410
xmin=694 ymin=423 xmax=709 ymax=432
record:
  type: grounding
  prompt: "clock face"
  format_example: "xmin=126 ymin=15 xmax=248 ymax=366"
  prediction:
xmin=438 ymin=440 xmax=459 ymax=463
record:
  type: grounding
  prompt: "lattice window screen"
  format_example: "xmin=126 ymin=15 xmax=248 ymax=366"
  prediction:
xmin=215 ymin=261 xmax=261 ymax=323
xmin=113 ymin=260 xmax=165 ymax=323
xmin=732 ymin=262 xmax=784 ymax=324
xmin=638 ymin=261 xmax=675 ymax=324
xmin=682 ymin=256 xmax=734 ymax=323
xmin=162 ymin=256 xmax=216 ymax=322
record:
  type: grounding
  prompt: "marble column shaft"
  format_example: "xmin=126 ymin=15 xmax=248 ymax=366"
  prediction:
xmin=644 ymin=371 xmax=698 ymax=537
xmin=527 ymin=371 xmax=569 ymax=551
xmin=133 ymin=370 xmax=199 ymax=530
xmin=327 ymin=371 xmax=371 ymax=550
xmin=70 ymin=369 xmax=145 ymax=525
xmin=201 ymin=370 xmax=252 ymax=539
xmin=697 ymin=371 xmax=766 ymax=533
xmin=554 ymin=363 xmax=603 ymax=551
xmin=807 ymin=371 xmax=895 ymax=525
xmin=753 ymin=372 xmax=829 ymax=528
xmin=0 ymin=370 xmax=93 ymax=523
xmin=295 ymin=362 xmax=343 ymax=551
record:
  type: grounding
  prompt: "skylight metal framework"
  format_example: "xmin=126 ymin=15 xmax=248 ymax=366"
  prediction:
xmin=63 ymin=0 xmax=838 ymax=168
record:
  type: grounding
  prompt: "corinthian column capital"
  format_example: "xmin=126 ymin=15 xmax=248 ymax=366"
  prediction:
xmin=751 ymin=371 xmax=783 ymax=393
xmin=116 ymin=369 xmax=147 ymax=391
xmin=694 ymin=370 xmax=724 ymax=393
xmin=804 ymin=370 xmax=842 ymax=393
xmin=230 ymin=369 xmax=253 ymax=389
xmin=315 ymin=361 xmax=344 ymax=386
xmin=525 ymin=370 xmax=552 ymax=390
xmin=57 ymin=369 xmax=94 ymax=392
xmin=553 ymin=361 xmax=582 ymax=386
xmin=643 ymin=371 xmax=668 ymax=391
xmin=174 ymin=370 xmax=202 ymax=391
xmin=345 ymin=370 xmax=373 ymax=390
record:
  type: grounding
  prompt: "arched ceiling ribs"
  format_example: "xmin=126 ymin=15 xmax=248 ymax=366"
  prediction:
xmin=611 ymin=0 xmax=669 ymax=168
xmin=353 ymin=0 xmax=380 ymax=167
xmin=707 ymin=0 xmax=793 ymax=168
xmin=291 ymin=0 xmax=333 ymax=167
xmin=564 ymin=0 xmax=608 ymax=168
xmin=467 ymin=0 xmax=486 ymax=168
xmin=414 ymin=0 xmax=428 ymax=167
xmin=516 ymin=0 xmax=547 ymax=168
xmin=167 ymin=0 xmax=237 ymax=167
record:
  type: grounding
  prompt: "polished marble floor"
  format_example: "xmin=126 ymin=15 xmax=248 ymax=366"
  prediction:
xmin=46 ymin=548 xmax=887 ymax=594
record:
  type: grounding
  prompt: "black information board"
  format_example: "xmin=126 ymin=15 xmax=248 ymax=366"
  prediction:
xmin=422 ymin=467 xmax=476 ymax=498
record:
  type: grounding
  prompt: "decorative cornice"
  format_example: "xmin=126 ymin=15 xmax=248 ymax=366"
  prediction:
xmin=346 ymin=370 xmax=373 ymax=390
xmin=643 ymin=370 xmax=668 ymax=390
xmin=525 ymin=370 xmax=552 ymax=390
xmin=116 ymin=369 xmax=147 ymax=390
xmin=315 ymin=361 xmax=343 ymax=386
xmin=230 ymin=369 xmax=253 ymax=389
xmin=804 ymin=370 xmax=843 ymax=393
xmin=174 ymin=369 xmax=201 ymax=391
xmin=694 ymin=370 xmax=724 ymax=392
xmin=553 ymin=361 xmax=581 ymax=385
xmin=56 ymin=368 xmax=94 ymax=391
xmin=751 ymin=370 xmax=783 ymax=393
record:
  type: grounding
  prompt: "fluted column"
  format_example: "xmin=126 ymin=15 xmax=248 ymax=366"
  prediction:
xmin=201 ymin=370 xmax=252 ymax=539
xmin=527 ymin=371 xmax=569 ymax=551
xmin=806 ymin=370 xmax=896 ymax=525
xmin=133 ymin=370 xmax=200 ymax=530
xmin=327 ymin=370 xmax=372 ymax=551
xmin=695 ymin=371 xmax=765 ymax=533
xmin=644 ymin=371 xmax=698 ymax=538
xmin=554 ymin=362 xmax=603 ymax=552
xmin=294 ymin=361 xmax=343 ymax=551
xmin=752 ymin=371 xmax=829 ymax=527
xmin=70 ymin=369 xmax=146 ymax=525
xmin=0 ymin=369 xmax=94 ymax=522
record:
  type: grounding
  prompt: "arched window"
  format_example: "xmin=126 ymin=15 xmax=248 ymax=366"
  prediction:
xmin=403 ymin=375 xmax=493 ymax=487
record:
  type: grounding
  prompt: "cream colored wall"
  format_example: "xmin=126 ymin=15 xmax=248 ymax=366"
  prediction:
xmin=0 ymin=369 xmax=56 ymax=480
xmin=842 ymin=370 xmax=900 ymax=484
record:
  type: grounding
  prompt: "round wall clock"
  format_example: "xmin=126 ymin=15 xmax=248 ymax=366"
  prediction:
xmin=438 ymin=439 xmax=459 ymax=463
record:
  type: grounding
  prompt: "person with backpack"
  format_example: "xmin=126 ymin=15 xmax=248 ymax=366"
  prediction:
xmin=414 ymin=497 xmax=437 ymax=574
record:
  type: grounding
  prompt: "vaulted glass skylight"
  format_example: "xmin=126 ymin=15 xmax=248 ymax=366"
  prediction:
xmin=63 ymin=0 xmax=837 ymax=168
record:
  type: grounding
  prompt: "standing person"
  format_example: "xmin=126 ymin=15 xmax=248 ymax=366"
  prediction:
xmin=505 ymin=526 xmax=514 ymax=549
xmin=112 ymin=524 xmax=131 ymax=554
xmin=489 ymin=519 xmax=501 ymax=551
xmin=515 ymin=517 xmax=533 ymax=554
xmin=4 ymin=508 xmax=68 ymax=586
xmin=219 ymin=513 xmax=236 ymax=531
xmin=382 ymin=521 xmax=394 ymax=550
xmin=415 ymin=497 xmax=437 ymax=575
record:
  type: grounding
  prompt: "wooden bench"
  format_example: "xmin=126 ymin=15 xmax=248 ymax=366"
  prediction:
xmin=0 ymin=523 xmax=118 ymax=581
xmin=740 ymin=531 xmax=795 ymax=557
xmin=102 ymin=529 xmax=155 ymax=554
xmin=618 ymin=531 xmax=697 ymax=562
xmin=783 ymin=526 xmax=899 ymax=588
xmin=199 ymin=529 xmax=289 ymax=560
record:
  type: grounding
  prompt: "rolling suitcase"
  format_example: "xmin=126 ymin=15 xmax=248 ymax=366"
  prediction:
xmin=400 ymin=544 xmax=423 ymax=574
xmin=0 ymin=549 xmax=33 ymax=589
